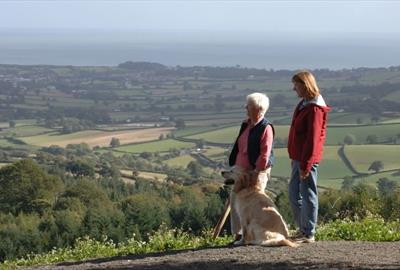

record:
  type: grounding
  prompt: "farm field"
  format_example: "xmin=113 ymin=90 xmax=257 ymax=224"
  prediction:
xmin=269 ymin=146 xmax=352 ymax=181
xmin=163 ymin=154 xmax=197 ymax=168
xmin=20 ymin=127 xmax=174 ymax=147
xmin=0 ymin=125 xmax=53 ymax=137
xmin=344 ymin=145 xmax=400 ymax=173
xmin=115 ymin=139 xmax=194 ymax=153
xmin=185 ymin=123 xmax=400 ymax=146
xmin=353 ymin=171 xmax=400 ymax=186
xmin=120 ymin=169 xmax=167 ymax=182
xmin=326 ymin=123 xmax=400 ymax=145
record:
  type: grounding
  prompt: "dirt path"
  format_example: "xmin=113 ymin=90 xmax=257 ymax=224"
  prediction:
xmin=27 ymin=241 xmax=400 ymax=270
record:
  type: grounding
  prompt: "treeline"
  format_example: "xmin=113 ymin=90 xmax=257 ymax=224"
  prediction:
xmin=0 ymin=144 xmax=226 ymax=261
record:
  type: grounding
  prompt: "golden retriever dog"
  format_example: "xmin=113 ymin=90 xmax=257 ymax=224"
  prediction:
xmin=222 ymin=170 xmax=297 ymax=247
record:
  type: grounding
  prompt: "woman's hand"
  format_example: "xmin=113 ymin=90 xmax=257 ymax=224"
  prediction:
xmin=300 ymin=170 xmax=310 ymax=180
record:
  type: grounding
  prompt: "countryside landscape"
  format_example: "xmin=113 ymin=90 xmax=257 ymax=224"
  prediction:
xmin=1 ymin=61 xmax=400 ymax=268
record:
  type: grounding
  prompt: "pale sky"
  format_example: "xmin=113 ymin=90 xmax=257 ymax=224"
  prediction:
xmin=1 ymin=0 xmax=399 ymax=33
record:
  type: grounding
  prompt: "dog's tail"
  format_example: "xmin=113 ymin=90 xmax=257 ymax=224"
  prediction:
xmin=258 ymin=238 xmax=299 ymax=248
xmin=278 ymin=239 xmax=299 ymax=248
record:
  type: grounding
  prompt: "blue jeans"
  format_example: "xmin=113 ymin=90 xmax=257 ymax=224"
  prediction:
xmin=288 ymin=160 xmax=319 ymax=237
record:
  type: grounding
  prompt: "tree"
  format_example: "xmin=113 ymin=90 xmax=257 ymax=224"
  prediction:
xmin=120 ymin=193 xmax=170 ymax=238
xmin=196 ymin=139 xmax=205 ymax=149
xmin=377 ymin=177 xmax=397 ymax=196
xmin=343 ymin=134 xmax=356 ymax=145
xmin=0 ymin=159 xmax=63 ymax=214
xmin=341 ymin=176 xmax=355 ymax=191
xmin=110 ymin=137 xmax=120 ymax=148
xmin=8 ymin=120 xmax=16 ymax=128
xmin=66 ymin=160 xmax=95 ymax=177
xmin=368 ymin=160 xmax=384 ymax=173
xmin=214 ymin=94 xmax=225 ymax=112
xmin=187 ymin=161 xmax=203 ymax=178
xmin=174 ymin=119 xmax=186 ymax=129
xmin=366 ymin=134 xmax=378 ymax=144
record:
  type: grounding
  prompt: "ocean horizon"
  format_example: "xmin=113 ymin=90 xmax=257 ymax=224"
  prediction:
xmin=1 ymin=29 xmax=400 ymax=70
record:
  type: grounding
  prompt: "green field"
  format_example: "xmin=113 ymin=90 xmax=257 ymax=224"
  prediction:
xmin=0 ymin=139 xmax=25 ymax=149
xmin=270 ymin=146 xmax=351 ymax=181
xmin=344 ymin=145 xmax=400 ymax=173
xmin=353 ymin=171 xmax=400 ymax=186
xmin=185 ymin=123 xmax=400 ymax=146
xmin=115 ymin=139 xmax=195 ymax=153
xmin=326 ymin=124 xmax=400 ymax=145
xmin=21 ymin=130 xmax=102 ymax=146
xmin=0 ymin=125 xmax=53 ymax=138
xmin=163 ymin=154 xmax=197 ymax=168
xmin=185 ymin=125 xmax=291 ymax=144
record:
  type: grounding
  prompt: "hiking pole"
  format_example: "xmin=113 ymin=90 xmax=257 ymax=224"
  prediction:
xmin=212 ymin=197 xmax=230 ymax=239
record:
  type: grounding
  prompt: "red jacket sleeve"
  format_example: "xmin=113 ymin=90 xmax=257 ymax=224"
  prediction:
xmin=300 ymin=107 xmax=324 ymax=172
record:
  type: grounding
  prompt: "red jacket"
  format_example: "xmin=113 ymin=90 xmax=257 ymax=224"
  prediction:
xmin=288 ymin=98 xmax=331 ymax=173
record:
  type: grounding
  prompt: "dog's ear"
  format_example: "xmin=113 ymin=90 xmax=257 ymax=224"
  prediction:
xmin=233 ymin=172 xmax=249 ymax=192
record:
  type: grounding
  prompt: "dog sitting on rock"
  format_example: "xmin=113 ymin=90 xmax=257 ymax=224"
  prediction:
xmin=222 ymin=169 xmax=297 ymax=247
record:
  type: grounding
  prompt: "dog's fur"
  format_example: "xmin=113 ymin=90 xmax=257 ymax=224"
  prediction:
xmin=222 ymin=170 xmax=297 ymax=247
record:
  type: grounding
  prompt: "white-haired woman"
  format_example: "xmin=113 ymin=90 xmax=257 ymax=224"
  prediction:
xmin=228 ymin=92 xmax=275 ymax=244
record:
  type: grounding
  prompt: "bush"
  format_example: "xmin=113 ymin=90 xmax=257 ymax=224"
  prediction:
xmin=1 ymin=226 xmax=232 ymax=269
xmin=317 ymin=216 xmax=400 ymax=241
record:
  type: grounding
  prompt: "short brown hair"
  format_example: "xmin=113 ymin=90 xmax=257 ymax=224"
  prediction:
xmin=292 ymin=71 xmax=320 ymax=100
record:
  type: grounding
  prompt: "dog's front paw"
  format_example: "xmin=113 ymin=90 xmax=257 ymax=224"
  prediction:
xmin=233 ymin=238 xmax=245 ymax=246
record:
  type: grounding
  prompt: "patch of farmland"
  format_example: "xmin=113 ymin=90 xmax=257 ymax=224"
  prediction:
xmin=326 ymin=123 xmax=400 ymax=145
xmin=268 ymin=146 xmax=351 ymax=187
xmin=21 ymin=127 xmax=174 ymax=148
xmin=0 ymin=125 xmax=53 ymax=137
xmin=164 ymin=154 xmax=196 ymax=168
xmin=120 ymin=169 xmax=167 ymax=182
xmin=185 ymin=125 xmax=290 ymax=144
xmin=344 ymin=145 xmax=400 ymax=173
xmin=115 ymin=139 xmax=194 ymax=153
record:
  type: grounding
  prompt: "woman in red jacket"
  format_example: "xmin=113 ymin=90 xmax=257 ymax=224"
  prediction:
xmin=288 ymin=71 xmax=330 ymax=243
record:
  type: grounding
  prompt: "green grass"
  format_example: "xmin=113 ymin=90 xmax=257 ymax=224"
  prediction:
xmin=0 ymin=125 xmax=53 ymax=138
xmin=317 ymin=216 xmax=400 ymax=241
xmin=354 ymin=171 xmax=400 ymax=186
xmin=268 ymin=146 xmax=351 ymax=180
xmin=326 ymin=123 xmax=400 ymax=145
xmin=328 ymin=112 xmax=371 ymax=124
xmin=344 ymin=145 xmax=400 ymax=173
xmin=114 ymin=139 xmax=195 ymax=153
xmin=319 ymin=146 xmax=354 ymax=179
xmin=202 ymin=146 xmax=228 ymax=158
xmin=382 ymin=89 xmax=400 ymax=102
xmin=184 ymin=123 xmax=295 ymax=144
xmin=163 ymin=154 xmax=196 ymax=168
xmin=0 ymin=226 xmax=231 ymax=270
xmin=381 ymin=118 xmax=400 ymax=124
xmin=173 ymin=126 xmax=232 ymax=137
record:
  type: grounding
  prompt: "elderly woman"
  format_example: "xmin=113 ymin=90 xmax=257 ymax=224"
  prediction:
xmin=228 ymin=92 xmax=275 ymax=243
xmin=288 ymin=71 xmax=330 ymax=243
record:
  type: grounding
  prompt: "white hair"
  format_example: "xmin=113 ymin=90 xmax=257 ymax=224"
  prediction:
xmin=246 ymin=92 xmax=270 ymax=116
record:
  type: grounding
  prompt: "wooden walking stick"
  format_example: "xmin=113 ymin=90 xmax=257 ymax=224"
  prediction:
xmin=212 ymin=197 xmax=231 ymax=238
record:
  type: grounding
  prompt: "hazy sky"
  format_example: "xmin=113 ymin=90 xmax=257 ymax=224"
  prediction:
xmin=1 ymin=0 xmax=400 ymax=33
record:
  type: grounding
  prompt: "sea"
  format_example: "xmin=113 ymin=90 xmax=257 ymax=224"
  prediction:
xmin=1 ymin=29 xmax=400 ymax=70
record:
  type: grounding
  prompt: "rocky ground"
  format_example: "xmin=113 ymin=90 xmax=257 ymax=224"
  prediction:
xmin=26 ymin=241 xmax=400 ymax=270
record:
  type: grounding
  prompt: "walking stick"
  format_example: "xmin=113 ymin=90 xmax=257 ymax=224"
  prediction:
xmin=212 ymin=197 xmax=231 ymax=238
